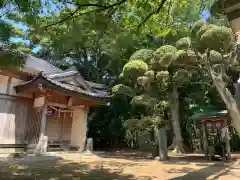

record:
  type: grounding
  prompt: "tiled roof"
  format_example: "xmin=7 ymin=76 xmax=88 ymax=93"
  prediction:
xmin=48 ymin=70 xmax=107 ymax=90
xmin=15 ymin=72 xmax=111 ymax=101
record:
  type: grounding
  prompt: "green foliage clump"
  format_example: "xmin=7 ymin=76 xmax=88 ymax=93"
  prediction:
xmin=153 ymin=45 xmax=177 ymax=68
xmin=155 ymin=45 xmax=177 ymax=58
xmin=144 ymin=70 xmax=155 ymax=81
xmin=209 ymin=50 xmax=222 ymax=64
xmin=191 ymin=20 xmax=206 ymax=36
xmin=200 ymin=26 xmax=233 ymax=52
xmin=174 ymin=50 xmax=196 ymax=65
xmin=159 ymin=53 xmax=175 ymax=67
xmin=131 ymin=94 xmax=157 ymax=108
xmin=0 ymin=42 xmax=26 ymax=68
xmin=197 ymin=24 xmax=218 ymax=38
xmin=137 ymin=76 xmax=150 ymax=87
xmin=112 ymin=84 xmax=133 ymax=95
xmin=130 ymin=49 xmax=155 ymax=63
xmin=177 ymin=50 xmax=187 ymax=56
xmin=119 ymin=73 xmax=124 ymax=79
xmin=156 ymin=71 xmax=169 ymax=87
xmin=156 ymin=71 xmax=169 ymax=80
xmin=123 ymin=60 xmax=148 ymax=80
xmin=173 ymin=69 xmax=189 ymax=85
xmin=176 ymin=37 xmax=191 ymax=50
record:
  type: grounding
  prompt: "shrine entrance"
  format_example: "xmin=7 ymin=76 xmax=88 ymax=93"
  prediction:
xmin=46 ymin=106 xmax=73 ymax=151
xmin=190 ymin=110 xmax=232 ymax=161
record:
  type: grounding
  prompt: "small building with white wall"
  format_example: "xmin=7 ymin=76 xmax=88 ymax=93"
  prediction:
xmin=0 ymin=54 xmax=110 ymax=153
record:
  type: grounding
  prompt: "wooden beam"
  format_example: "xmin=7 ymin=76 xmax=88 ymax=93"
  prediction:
xmin=48 ymin=102 xmax=67 ymax=108
xmin=67 ymin=97 xmax=73 ymax=108
xmin=6 ymin=77 xmax=12 ymax=95
xmin=0 ymin=93 xmax=33 ymax=103
xmin=224 ymin=0 xmax=240 ymax=9
xmin=225 ymin=2 xmax=240 ymax=13
xmin=0 ymin=69 xmax=32 ymax=81
xmin=227 ymin=8 xmax=240 ymax=21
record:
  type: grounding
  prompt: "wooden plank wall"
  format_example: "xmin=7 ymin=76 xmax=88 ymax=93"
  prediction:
xmin=61 ymin=112 xmax=73 ymax=142
xmin=46 ymin=111 xmax=73 ymax=142
xmin=24 ymin=107 xmax=41 ymax=144
xmin=0 ymin=98 xmax=31 ymax=144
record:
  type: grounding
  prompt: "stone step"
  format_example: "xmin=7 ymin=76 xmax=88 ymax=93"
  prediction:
xmin=48 ymin=144 xmax=61 ymax=146
xmin=48 ymin=147 xmax=63 ymax=152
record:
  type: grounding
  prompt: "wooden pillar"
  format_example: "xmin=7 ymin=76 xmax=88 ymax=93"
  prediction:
xmin=225 ymin=127 xmax=231 ymax=161
xmin=79 ymin=107 xmax=88 ymax=152
xmin=35 ymin=97 xmax=48 ymax=154
xmin=223 ymin=119 xmax=231 ymax=161
xmin=202 ymin=122 xmax=209 ymax=159
xmin=70 ymin=106 xmax=89 ymax=152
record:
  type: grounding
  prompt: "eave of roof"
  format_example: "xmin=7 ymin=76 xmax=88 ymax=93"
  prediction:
xmin=47 ymin=70 xmax=78 ymax=79
xmin=190 ymin=110 xmax=228 ymax=121
xmin=85 ymin=81 xmax=107 ymax=89
xmin=47 ymin=70 xmax=107 ymax=90
xmin=15 ymin=72 xmax=112 ymax=102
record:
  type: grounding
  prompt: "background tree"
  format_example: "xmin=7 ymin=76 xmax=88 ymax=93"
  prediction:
xmin=0 ymin=0 xmax=41 ymax=67
xmin=2 ymin=0 xmax=229 ymax=151
xmin=176 ymin=20 xmax=240 ymax=137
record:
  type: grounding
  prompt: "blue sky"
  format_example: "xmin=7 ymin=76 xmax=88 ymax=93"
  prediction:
xmin=1 ymin=0 xmax=73 ymax=53
xmin=200 ymin=9 xmax=211 ymax=21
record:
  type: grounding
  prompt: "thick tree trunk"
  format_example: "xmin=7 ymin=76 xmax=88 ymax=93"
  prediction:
xmin=168 ymin=86 xmax=185 ymax=153
xmin=157 ymin=127 xmax=168 ymax=161
xmin=211 ymin=72 xmax=240 ymax=138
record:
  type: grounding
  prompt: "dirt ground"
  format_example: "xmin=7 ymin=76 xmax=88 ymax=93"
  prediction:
xmin=0 ymin=150 xmax=240 ymax=180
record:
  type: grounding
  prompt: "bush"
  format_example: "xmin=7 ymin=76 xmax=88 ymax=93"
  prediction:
xmin=176 ymin=37 xmax=191 ymax=50
xmin=159 ymin=53 xmax=175 ymax=67
xmin=152 ymin=45 xmax=177 ymax=68
xmin=123 ymin=60 xmax=148 ymax=80
xmin=197 ymin=24 xmax=218 ymax=38
xmin=173 ymin=69 xmax=189 ymax=85
xmin=144 ymin=70 xmax=155 ymax=81
xmin=130 ymin=49 xmax=155 ymax=63
xmin=137 ymin=76 xmax=150 ymax=87
xmin=191 ymin=20 xmax=206 ymax=36
xmin=112 ymin=84 xmax=133 ymax=95
xmin=173 ymin=50 xmax=197 ymax=65
xmin=200 ymin=26 xmax=233 ymax=52
xmin=131 ymin=94 xmax=157 ymax=108
xmin=209 ymin=50 xmax=222 ymax=64
xmin=155 ymin=45 xmax=177 ymax=59
xmin=155 ymin=71 xmax=169 ymax=88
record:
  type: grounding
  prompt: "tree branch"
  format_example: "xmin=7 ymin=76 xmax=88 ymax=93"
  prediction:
xmin=44 ymin=0 xmax=128 ymax=28
xmin=137 ymin=0 xmax=168 ymax=29
xmin=95 ymin=6 xmax=120 ymax=52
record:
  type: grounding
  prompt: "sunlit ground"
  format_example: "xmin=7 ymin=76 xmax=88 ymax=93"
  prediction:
xmin=0 ymin=150 xmax=240 ymax=180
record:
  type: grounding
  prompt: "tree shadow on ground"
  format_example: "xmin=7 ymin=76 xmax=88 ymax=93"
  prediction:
xmin=167 ymin=164 xmax=234 ymax=180
xmin=95 ymin=149 xmax=153 ymax=161
xmin=0 ymin=157 xmax=144 ymax=180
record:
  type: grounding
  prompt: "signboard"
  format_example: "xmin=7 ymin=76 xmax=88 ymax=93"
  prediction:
xmin=33 ymin=97 xmax=45 ymax=108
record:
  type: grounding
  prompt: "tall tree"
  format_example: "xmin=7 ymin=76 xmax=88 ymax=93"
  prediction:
xmin=0 ymin=0 xmax=41 ymax=67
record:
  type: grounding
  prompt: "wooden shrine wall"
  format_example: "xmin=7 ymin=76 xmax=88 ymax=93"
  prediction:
xmin=0 ymin=96 xmax=33 ymax=144
xmin=46 ymin=110 xmax=73 ymax=142
xmin=0 ymin=73 xmax=34 ymax=145
xmin=24 ymin=107 xmax=41 ymax=144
